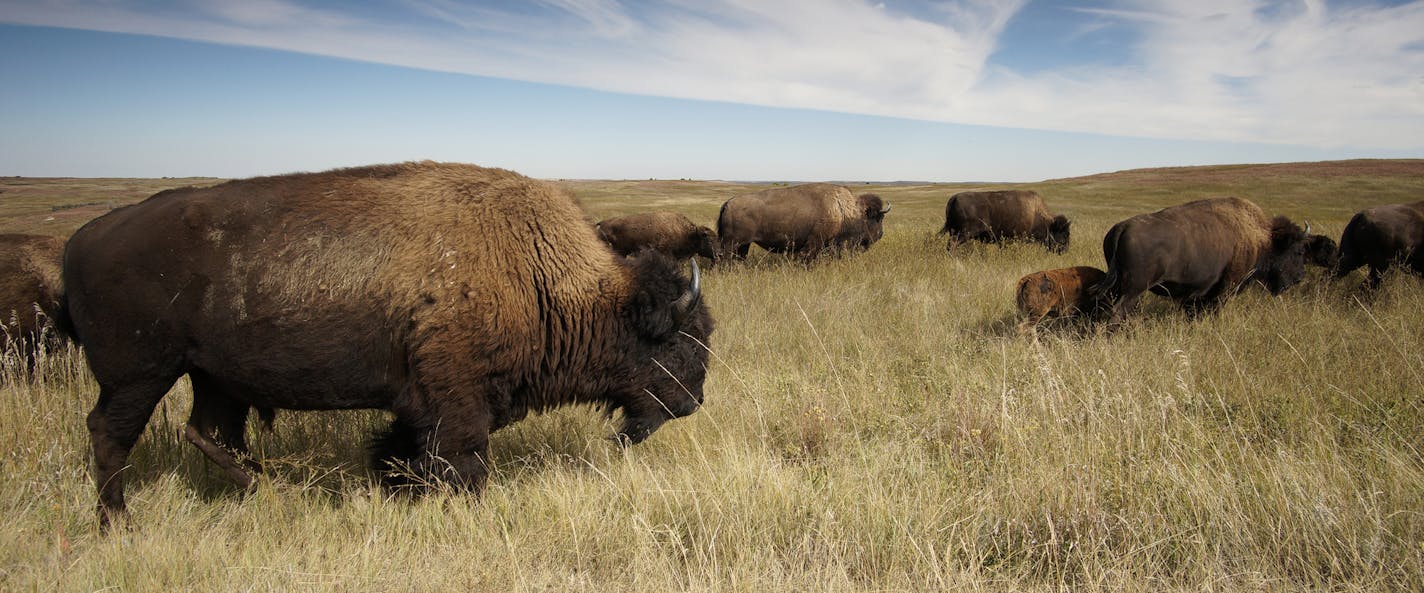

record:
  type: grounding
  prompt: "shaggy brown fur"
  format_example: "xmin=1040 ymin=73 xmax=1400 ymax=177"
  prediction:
xmin=1333 ymin=200 xmax=1424 ymax=288
xmin=716 ymin=183 xmax=890 ymax=262
xmin=0 ymin=233 xmax=66 ymax=367
xmin=940 ymin=190 xmax=1071 ymax=254
xmin=596 ymin=211 xmax=718 ymax=263
xmin=61 ymin=161 xmax=713 ymax=527
xmin=1015 ymin=266 xmax=1107 ymax=333
xmin=1092 ymin=197 xmax=1309 ymax=324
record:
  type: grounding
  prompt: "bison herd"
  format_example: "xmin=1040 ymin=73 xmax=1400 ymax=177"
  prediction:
xmin=0 ymin=161 xmax=1420 ymax=526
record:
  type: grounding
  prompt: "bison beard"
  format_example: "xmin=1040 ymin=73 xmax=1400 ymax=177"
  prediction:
xmin=61 ymin=162 xmax=713 ymax=527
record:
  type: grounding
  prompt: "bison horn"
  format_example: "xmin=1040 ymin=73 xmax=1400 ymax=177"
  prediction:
xmin=880 ymin=204 xmax=892 ymax=215
xmin=1303 ymin=221 xmax=1311 ymax=235
xmin=672 ymin=259 xmax=701 ymax=328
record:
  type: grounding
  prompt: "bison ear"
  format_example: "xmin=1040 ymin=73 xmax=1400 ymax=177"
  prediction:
xmin=627 ymin=252 xmax=701 ymax=339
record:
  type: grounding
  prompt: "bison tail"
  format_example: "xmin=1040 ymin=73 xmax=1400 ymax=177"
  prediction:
xmin=938 ymin=198 xmax=956 ymax=236
xmin=716 ymin=200 xmax=731 ymax=239
xmin=1332 ymin=213 xmax=1366 ymax=278
xmin=1087 ymin=265 xmax=1115 ymax=300
xmin=51 ymin=292 xmax=79 ymax=343
xmin=1089 ymin=225 xmax=1124 ymax=303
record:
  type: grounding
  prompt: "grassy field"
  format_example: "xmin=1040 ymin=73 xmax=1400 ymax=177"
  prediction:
xmin=2 ymin=160 xmax=1423 ymax=591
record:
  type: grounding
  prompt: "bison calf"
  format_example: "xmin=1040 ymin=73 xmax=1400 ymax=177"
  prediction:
xmin=1015 ymin=266 xmax=1106 ymax=333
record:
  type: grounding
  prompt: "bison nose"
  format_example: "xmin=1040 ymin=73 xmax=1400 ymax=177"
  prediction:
xmin=668 ymin=395 xmax=702 ymax=418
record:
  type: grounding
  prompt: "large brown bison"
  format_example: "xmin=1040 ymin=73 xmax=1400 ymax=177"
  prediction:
xmin=1092 ymin=197 xmax=1310 ymax=324
xmin=0 ymin=234 xmax=66 ymax=368
xmin=595 ymin=211 xmax=717 ymax=264
xmin=940 ymin=190 xmax=1070 ymax=253
xmin=1332 ymin=201 xmax=1424 ymax=288
xmin=1015 ymin=266 xmax=1106 ymax=333
xmin=61 ymin=162 xmax=713 ymax=526
xmin=716 ymin=183 xmax=889 ymax=262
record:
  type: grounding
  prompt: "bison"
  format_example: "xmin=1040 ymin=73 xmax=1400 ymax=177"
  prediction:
xmin=1332 ymin=201 xmax=1424 ymax=288
xmin=716 ymin=183 xmax=889 ymax=262
xmin=1092 ymin=197 xmax=1310 ymax=324
xmin=0 ymin=233 xmax=66 ymax=369
xmin=940 ymin=190 xmax=1070 ymax=254
xmin=1015 ymin=266 xmax=1107 ymax=333
xmin=595 ymin=211 xmax=718 ymax=265
xmin=61 ymin=162 xmax=713 ymax=526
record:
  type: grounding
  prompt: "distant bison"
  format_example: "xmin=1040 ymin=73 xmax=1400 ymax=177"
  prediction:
xmin=0 ymin=233 xmax=66 ymax=367
xmin=1093 ymin=197 xmax=1310 ymax=324
xmin=596 ymin=212 xmax=717 ymax=264
xmin=61 ymin=162 xmax=713 ymax=526
xmin=716 ymin=183 xmax=890 ymax=262
xmin=1015 ymin=266 xmax=1106 ymax=333
xmin=940 ymin=190 xmax=1070 ymax=254
xmin=1332 ymin=201 xmax=1424 ymax=288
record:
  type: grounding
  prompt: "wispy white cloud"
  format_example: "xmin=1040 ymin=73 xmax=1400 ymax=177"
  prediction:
xmin=2 ymin=0 xmax=1421 ymax=150
xmin=968 ymin=0 xmax=1424 ymax=149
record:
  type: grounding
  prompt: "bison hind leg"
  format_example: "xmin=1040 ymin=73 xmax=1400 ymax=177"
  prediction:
xmin=184 ymin=375 xmax=263 ymax=490
xmin=87 ymin=375 xmax=182 ymax=529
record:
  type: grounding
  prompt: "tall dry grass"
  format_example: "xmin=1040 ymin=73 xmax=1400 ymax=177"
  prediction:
xmin=1 ymin=162 xmax=1422 ymax=591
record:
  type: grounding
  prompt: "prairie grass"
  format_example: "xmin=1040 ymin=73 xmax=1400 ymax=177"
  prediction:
xmin=1 ymin=161 xmax=1423 ymax=591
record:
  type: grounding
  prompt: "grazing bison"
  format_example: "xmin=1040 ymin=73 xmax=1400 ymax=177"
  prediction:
xmin=716 ymin=183 xmax=890 ymax=262
xmin=1093 ymin=197 xmax=1310 ymax=324
xmin=1015 ymin=266 xmax=1107 ymax=333
xmin=596 ymin=212 xmax=718 ymax=264
xmin=61 ymin=162 xmax=713 ymax=526
xmin=940 ymin=190 xmax=1070 ymax=254
xmin=0 ymin=234 xmax=66 ymax=368
xmin=1332 ymin=201 xmax=1424 ymax=288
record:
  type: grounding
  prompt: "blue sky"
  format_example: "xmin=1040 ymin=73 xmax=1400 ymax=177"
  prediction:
xmin=2 ymin=0 xmax=1421 ymax=181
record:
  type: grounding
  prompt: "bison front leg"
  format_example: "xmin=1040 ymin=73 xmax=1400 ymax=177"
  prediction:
xmin=378 ymin=391 xmax=494 ymax=493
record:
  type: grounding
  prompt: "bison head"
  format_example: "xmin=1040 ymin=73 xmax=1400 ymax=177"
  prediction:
xmin=614 ymin=251 xmax=712 ymax=445
xmin=1046 ymin=215 xmax=1071 ymax=254
xmin=693 ymin=225 xmax=719 ymax=267
xmin=1303 ymin=232 xmax=1339 ymax=268
xmin=857 ymin=193 xmax=891 ymax=248
xmin=1256 ymin=216 xmax=1310 ymax=295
